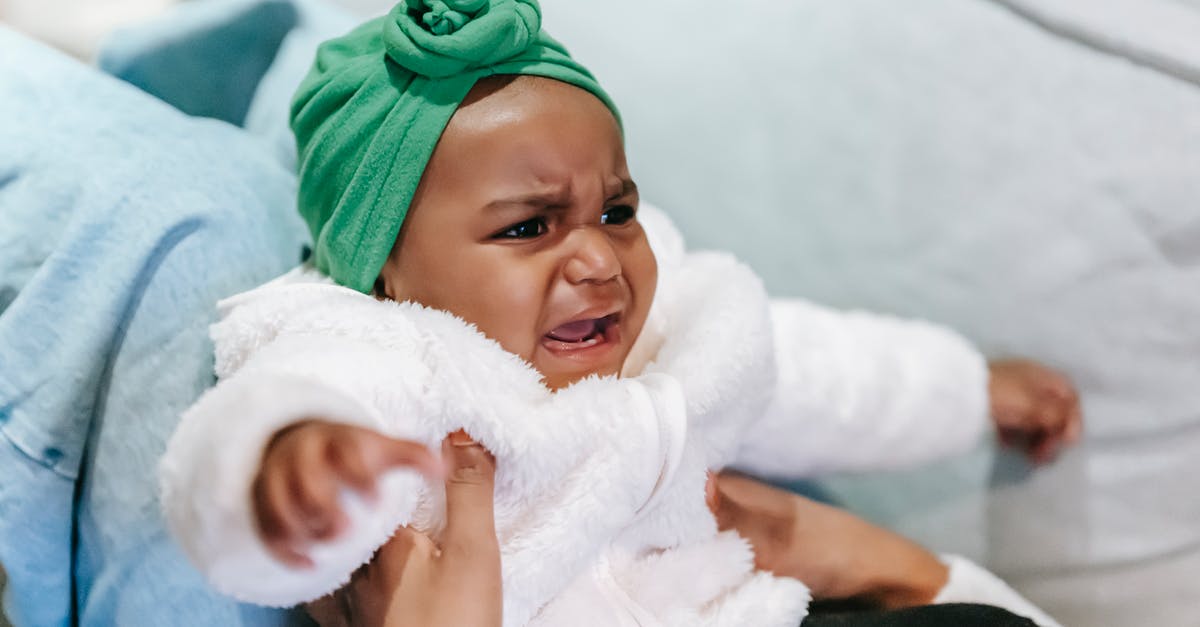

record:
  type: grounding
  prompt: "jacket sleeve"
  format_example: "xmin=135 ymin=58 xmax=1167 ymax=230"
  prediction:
xmin=935 ymin=554 xmax=1063 ymax=627
xmin=158 ymin=333 xmax=437 ymax=607
xmin=733 ymin=298 xmax=991 ymax=478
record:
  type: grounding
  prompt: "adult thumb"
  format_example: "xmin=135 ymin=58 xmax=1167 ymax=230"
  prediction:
xmin=709 ymin=479 xmax=750 ymax=533
xmin=439 ymin=430 xmax=498 ymax=558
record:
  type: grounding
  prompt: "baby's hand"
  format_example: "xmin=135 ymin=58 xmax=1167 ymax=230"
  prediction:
xmin=252 ymin=420 xmax=444 ymax=568
xmin=988 ymin=359 xmax=1083 ymax=464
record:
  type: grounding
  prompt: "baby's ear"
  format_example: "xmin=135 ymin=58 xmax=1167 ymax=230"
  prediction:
xmin=372 ymin=276 xmax=390 ymax=301
xmin=374 ymin=242 xmax=407 ymax=301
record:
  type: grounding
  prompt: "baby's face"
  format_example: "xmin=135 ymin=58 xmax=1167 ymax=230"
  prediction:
xmin=378 ymin=76 xmax=657 ymax=390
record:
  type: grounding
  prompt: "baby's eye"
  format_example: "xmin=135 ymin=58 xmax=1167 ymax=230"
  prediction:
xmin=494 ymin=217 xmax=547 ymax=239
xmin=601 ymin=205 xmax=636 ymax=226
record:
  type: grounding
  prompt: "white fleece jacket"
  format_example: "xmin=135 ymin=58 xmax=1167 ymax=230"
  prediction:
xmin=160 ymin=205 xmax=1061 ymax=627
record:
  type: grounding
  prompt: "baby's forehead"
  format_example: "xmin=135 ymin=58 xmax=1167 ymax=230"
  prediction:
xmin=422 ymin=77 xmax=627 ymax=195
xmin=450 ymin=74 xmax=620 ymax=135
xmin=463 ymin=74 xmax=572 ymax=105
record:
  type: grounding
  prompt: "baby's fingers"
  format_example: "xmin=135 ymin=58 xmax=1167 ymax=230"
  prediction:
xmin=261 ymin=438 xmax=350 ymax=546
xmin=1064 ymin=404 xmax=1084 ymax=444
xmin=1028 ymin=402 xmax=1076 ymax=463
xmin=265 ymin=536 xmax=315 ymax=569
xmin=1029 ymin=432 xmax=1061 ymax=464
xmin=1041 ymin=367 xmax=1080 ymax=403
xmin=254 ymin=469 xmax=316 ymax=568
xmin=275 ymin=432 xmax=350 ymax=540
xmin=289 ymin=456 xmax=350 ymax=542
xmin=328 ymin=432 xmax=382 ymax=501
xmin=357 ymin=431 xmax=444 ymax=481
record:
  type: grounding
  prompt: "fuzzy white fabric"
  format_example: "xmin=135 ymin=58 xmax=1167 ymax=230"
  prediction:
xmin=740 ymin=300 xmax=991 ymax=478
xmin=161 ymin=206 xmax=1055 ymax=625
xmin=936 ymin=555 xmax=1062 ymax=627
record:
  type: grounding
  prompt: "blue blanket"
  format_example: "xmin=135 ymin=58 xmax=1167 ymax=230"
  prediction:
xmin=0 ymin=25 xmax=309 ymax=626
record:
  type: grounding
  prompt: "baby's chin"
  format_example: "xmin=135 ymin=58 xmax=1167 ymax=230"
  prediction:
xmin=537 ymin=360 xmax=625 ymax=391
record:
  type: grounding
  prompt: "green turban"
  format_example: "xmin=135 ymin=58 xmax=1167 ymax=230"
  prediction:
xmin=290 ymin=0 xmax=620 ymax=293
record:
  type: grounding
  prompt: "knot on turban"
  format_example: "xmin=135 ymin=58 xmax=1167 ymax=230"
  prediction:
xmin=290 ymin=0 xmax=620 ymax=293
xmin=387 ymin=0 xmax=540 ymax=77
xmin=406 ymin=0 xmax=487 ymax=36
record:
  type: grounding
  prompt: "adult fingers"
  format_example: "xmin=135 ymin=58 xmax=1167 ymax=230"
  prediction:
xmin=373 ymin=525 xmax=437 ymax=575
xmin=709 ymin=480 xmax=749 ymax=533
xmin=345 ymin=527 xmax=435 ymax=627
xmin=436 ymin=431 xmax=502 ymax=623
xmin=304 ymin=591 xmax=351 ymax=627
xmin=438 ymin=430 xmax=500 ymax=567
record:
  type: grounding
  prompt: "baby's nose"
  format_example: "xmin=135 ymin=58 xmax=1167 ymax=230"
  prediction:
xmin=562 ymin=226 xmax=620 ymax=285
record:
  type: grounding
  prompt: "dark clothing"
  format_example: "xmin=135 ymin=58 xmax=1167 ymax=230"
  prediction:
xmin=801 ymin=603 xmax=1039 ymax=627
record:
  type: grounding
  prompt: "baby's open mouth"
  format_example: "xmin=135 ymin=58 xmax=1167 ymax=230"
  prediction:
xmin=543 ymin=313 xmax=620 ymax=351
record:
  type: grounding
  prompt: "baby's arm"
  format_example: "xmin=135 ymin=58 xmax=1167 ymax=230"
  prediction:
xmin=736 ymin=301 xmax=1081 ymax=476
xmin=160 ymin=334 xmax=442 ymax=607
xmin=735 ymin=300 xmax=992 ymax=477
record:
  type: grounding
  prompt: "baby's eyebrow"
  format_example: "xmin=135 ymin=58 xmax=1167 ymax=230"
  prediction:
xmin=606 ymin=178 xmax=638 ymax=201
xmin=483 ymin=178 xmax=637 ymax=211
xmin=483 ymin=187 xmax=572 ymax=211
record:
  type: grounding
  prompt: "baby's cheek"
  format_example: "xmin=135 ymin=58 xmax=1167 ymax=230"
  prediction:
xmin=472 ymin=282 xmax=544 ymax=358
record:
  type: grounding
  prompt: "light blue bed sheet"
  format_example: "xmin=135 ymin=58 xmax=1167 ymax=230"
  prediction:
xmin=0 ymin=25 xmax=309 ymax=626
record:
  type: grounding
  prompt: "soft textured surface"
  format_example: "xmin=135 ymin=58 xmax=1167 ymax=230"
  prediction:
xmin=291 ymin=0 xmax=619 ymax=293
xmin=0 ymin=26 xmax=309 ymax=627
xmin=992 ymin=0 xmax=1200 ymax=86
xmin=160 ymin=208 xmax=1058 ymax=626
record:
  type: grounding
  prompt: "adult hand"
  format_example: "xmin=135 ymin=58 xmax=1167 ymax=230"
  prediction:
xmin=305 ymin=430 xmax=502 ymax=627
xmin=707 ymin=472 xmax=948 ymax=609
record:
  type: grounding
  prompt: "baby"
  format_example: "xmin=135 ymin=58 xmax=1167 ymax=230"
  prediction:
xmin=161 ymin=2 xmax=1078 ymax=626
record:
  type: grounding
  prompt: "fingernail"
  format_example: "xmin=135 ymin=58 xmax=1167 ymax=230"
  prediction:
xmin=448 ymin=429 xmax=476 ymax=447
